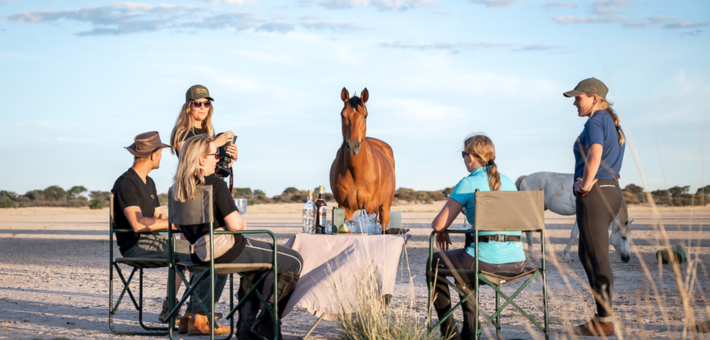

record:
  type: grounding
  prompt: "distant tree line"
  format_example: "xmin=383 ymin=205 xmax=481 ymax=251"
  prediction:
xmin=0 ymin=186 xmax=110 ymax=209
xmin=623 ymin=184 xmax=710 ymax=206
xmin=1 ymin=184 xmax=708 ymax=209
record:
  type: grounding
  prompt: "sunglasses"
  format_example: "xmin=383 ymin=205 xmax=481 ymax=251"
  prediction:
xmin=461 ymin=151 xmax=470 ymax=158
xmin=204 ymin=153 xmax=219 ymax=160
xmin=192 ymin=100 xmax=212 ymax=109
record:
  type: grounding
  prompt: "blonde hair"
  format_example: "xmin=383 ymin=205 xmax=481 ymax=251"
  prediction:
xmin=463 ymin=134 xmax=501 ymax=191
xmin=170 ymin=101 xmax=215 ymax=154
xmin=589 ymin=94 xmax=625 ymax=146
xmin=173 ymin=135 xmax=213 ymax=202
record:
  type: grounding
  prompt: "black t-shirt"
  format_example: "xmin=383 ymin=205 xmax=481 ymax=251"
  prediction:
xmin=176 ymin=127 xmax=207 ymax=157
xmin=111 ymin=168 xmax=161 ymax=255
xmin=180 ymin=175 xmax=246 ymax=264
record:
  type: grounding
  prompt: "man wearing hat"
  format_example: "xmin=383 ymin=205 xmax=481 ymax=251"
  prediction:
xmin=112 ymin=131 xmax=176 ymax=256
xmin=111 ymin=131 xmax=229 ymax=335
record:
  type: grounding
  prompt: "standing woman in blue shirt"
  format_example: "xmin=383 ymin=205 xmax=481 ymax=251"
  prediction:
xmin=428 ymin=135 xmax=525 ymax=340
xmin=564 ymin=78 xmax=625 ymax=336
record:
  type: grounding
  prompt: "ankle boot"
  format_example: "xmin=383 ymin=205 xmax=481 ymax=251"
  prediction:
xmin=188 ymin=312 xmax=230 ymax=336
xmin=178 ymin=313 xmax=193 ymax=334
xmin=158 ymin=297 xmax=170 ymax=323
xmin=250 ymin=271 xmax=300 ymax=340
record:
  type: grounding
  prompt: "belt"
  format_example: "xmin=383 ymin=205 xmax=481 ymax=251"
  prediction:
xmin=477 ymin=234 xmax=521 ymax=243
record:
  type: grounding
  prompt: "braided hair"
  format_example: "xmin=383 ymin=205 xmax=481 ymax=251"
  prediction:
xmin=463 ymin=135 xmax=501 ymax=191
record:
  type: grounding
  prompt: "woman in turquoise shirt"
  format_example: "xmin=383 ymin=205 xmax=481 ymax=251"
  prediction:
xmin=428 ymin=134 xmax=525 ymax=340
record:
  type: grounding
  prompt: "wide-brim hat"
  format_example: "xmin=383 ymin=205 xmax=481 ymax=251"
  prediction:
xmin=125 ymin=131 xmax=171 ymax=157
xmin=186 ymin=84 xmax=215 ymax=102
xmin=563 ymin=77 xmax=608 ymax=99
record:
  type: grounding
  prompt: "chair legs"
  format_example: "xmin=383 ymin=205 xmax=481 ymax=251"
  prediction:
xmin=427 ymin=273 xmax=549 ymax=340
xmin=109 ymin=263 xmax=169 ymax=336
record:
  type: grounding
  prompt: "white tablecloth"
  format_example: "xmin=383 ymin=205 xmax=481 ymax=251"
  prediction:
xmin=277 ymin=233 xmax=409 ymax=321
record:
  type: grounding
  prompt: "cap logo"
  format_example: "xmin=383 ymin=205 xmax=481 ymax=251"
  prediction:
xmin=592 ymin=87 xmax=598 ymax=93
xmin=196 ymin=88 xmax=208 ymax=94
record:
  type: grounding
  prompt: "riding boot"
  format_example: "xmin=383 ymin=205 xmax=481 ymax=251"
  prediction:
xmin=251 ymin=270 xmax=300 ymax=340
xmin=236 ymin=275 xmax=261 ymax=340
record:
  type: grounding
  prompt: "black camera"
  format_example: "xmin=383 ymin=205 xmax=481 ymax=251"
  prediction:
xmin=215 ymin=133 xmax=237 ymax=178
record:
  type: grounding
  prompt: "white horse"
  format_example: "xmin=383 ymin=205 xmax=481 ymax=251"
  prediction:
xmin=516 ymin=172 xmax=632 ymax=263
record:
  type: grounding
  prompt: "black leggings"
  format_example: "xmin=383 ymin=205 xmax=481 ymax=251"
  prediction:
xmin=427 ymin=248 xmax=525 ymax=337
xmin=576 ymin=179 xmax=622 ymax=320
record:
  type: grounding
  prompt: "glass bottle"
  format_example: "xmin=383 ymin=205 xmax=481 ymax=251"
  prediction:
xmin=314 ymin=186 xmax=328 ymax=234
xmin=302 ymin=190 xmax=315 ymax=234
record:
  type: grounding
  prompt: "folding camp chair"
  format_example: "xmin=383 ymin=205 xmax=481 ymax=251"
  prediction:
xmin=164 ymin=185 xmax=280 ymax=340
xmin=427 ymin=190 xmax=549 ymax=340
xmin=108 ymin=193 xmax=170 ymax=336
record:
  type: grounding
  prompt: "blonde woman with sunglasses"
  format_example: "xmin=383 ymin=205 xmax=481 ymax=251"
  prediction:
xmin=170 ymin=84 xmax=237 ymax=161
xmin=174 ymin=134 xmax=303 ymax=339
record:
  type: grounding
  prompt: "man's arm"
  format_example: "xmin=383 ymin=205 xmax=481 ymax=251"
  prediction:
xmin=123 ymin=206 xmax=169 ymax=233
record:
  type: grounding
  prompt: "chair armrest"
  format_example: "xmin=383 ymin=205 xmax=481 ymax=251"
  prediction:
xmin=214 ymin=229 xmax=278 ymax=244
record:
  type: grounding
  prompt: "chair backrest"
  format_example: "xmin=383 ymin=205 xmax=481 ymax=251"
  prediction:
xmin=474 ymin=190 xmax=544 ymax=232
xmin=168 ymin=185 xmax=214 ymax=226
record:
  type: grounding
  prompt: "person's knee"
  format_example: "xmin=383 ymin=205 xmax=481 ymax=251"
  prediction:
xmin=279 ymin=248 xmax=303 ymax=274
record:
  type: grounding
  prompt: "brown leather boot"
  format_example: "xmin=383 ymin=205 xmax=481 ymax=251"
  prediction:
xmin=574 ymin=318 xmax=615 ymax=336
xmin=178 ymin=313 xmax=193 ymax=334
xmin=188 ymin=312 xmax=230 ymax=336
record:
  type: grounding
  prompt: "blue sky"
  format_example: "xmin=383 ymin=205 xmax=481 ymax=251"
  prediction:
xmin=0 ymin=0 xmax=708 ymax=197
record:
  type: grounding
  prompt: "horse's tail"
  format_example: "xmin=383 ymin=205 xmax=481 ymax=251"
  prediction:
xmin=515 ymin=175 xmax=526 ymax=191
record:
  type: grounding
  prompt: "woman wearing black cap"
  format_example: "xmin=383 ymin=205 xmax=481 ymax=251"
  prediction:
xmin=170 ymin=84 xmax=237 ymax=159
xmin=165 ymin=84 xmax=237 ymax=331
xmin=564 ymin=77 xmax=625 ymax=336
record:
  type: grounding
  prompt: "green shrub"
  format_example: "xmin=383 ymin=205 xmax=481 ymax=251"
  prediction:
xmin=89 ymin=198 xmax=106 ymax=209
xmin=0 ymin=196 xmax=16 ymax=208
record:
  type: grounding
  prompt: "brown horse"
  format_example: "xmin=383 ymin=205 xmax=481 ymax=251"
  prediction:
xmin=330 ymin=87 xmax=396 ymax=230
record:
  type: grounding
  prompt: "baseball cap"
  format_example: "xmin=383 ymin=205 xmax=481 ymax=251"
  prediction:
xmin=563 ymin=78 xmax=608 ymax=99
xmin=186 ymin=84 xmax=215 ymax=102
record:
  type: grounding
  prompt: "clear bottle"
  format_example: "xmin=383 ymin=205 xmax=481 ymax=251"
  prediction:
xmin=302 ymin=190 xmax=315 ymax=234
xmin=314 ymin=186 xmax=328 ymax=234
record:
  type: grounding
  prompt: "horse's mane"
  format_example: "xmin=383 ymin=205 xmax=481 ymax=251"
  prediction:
xmin=347 ymin=96 xmax=365 ymax=111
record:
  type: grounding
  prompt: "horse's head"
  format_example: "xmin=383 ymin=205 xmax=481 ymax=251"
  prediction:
xmin=340 ymin=87 xmax=369 ymax=156
xmin=611 ymin=217 xmax=633 ymax=263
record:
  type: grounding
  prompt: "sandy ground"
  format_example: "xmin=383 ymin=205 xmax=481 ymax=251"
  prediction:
xmin=1 ymin=205 xmax=709 ymax=339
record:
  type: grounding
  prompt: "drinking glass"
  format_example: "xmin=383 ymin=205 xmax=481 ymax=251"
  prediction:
xmin=344 ymin=220 xmax=355 ymax=233
xmin=325 ymin=220 xmax=333 ymax=234
xmin=235 ymin=198 xmax=248 ymax=215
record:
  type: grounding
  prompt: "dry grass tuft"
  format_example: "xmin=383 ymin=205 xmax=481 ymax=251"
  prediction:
xmin=330 ymin=261 xmax=433 ymax=340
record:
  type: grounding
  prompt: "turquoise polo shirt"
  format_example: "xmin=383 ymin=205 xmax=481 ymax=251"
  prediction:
xmin=449 ymin=166 xmax=525 ymax=264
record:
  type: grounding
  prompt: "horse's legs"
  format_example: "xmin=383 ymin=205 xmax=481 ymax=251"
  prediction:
xmin=377 ymin=190 xmax=395 ymax=231
xmin=344 ymin=208 xmax=355 ymax=222
xmin=562 ymin=221 xmax=579 ymax=261
xmin=378 ymin=202 xmax=391 ymax=231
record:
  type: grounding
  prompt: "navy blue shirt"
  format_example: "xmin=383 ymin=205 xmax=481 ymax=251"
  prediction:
xmin=573 ymin=110 xmax=625 ymax=181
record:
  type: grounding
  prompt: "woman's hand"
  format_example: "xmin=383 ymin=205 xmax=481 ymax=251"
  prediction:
xmin=436 ymin=233 xmax=452 ymax=251
xmin=215 ymin=131 xmax=235 ymax=148
xmin=227 ymin=144 xmax=238 ymax=165
xmin=574 ymin=176 xmax=597 ymax=196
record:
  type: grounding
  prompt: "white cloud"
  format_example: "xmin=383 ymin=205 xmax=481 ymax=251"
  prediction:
xmin=551 ymin=0 xmax=707 ymax=33
xmin=315 ymin=0 xmax=436 ymax=11
xmin=381 ymin=41 xmax=560 ymax=53
xmin=199 ymin=0 xmax=256 ymax=5
xmin=468 ymin=0 xmax=522 ymax=9
xmin=544 ymin=1 xmax=577 ymax=11
xmin=2 ymin=2 xmax=358 ymax=35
